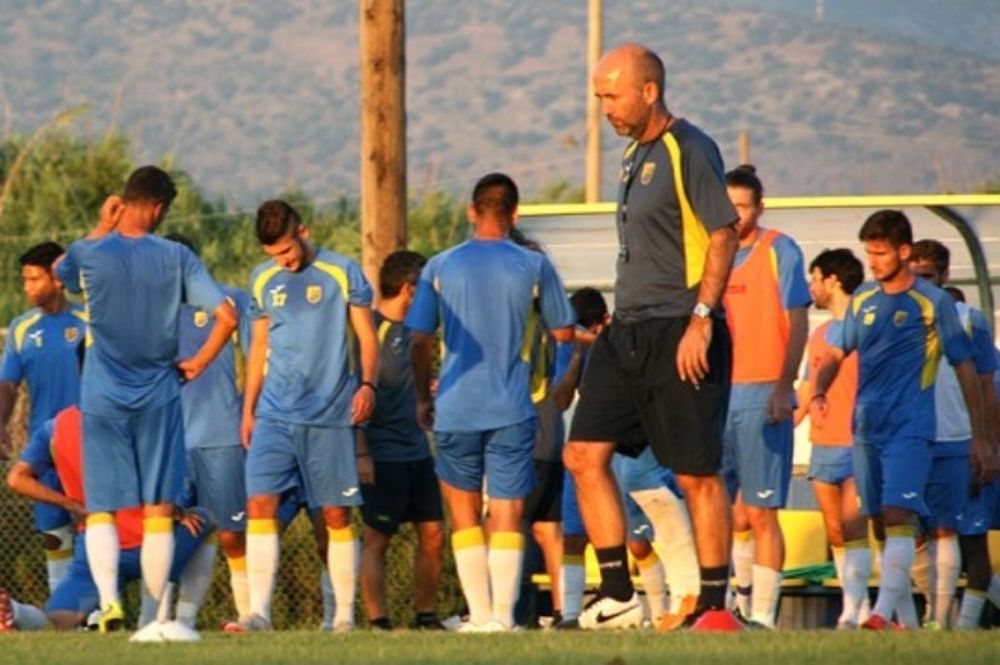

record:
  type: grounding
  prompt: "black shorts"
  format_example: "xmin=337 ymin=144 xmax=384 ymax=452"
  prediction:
xmin=568 ymin=316 xmax=731 ymax=475
xmin=523 ymin=459 xmax=564 ymax=523
xmin=361 ymin=457 xmax=444 ymax=535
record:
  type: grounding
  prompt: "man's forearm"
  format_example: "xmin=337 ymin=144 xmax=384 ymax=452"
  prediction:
xmin=411 ymin=334 xmax=434 ymax=402
xmin=779 ymin=308 xmax=809 ymax=391
xmin=695 ymin=224 xmax=738 ymax=309
xmin=0 ymin=381 xmax=17 ymax=429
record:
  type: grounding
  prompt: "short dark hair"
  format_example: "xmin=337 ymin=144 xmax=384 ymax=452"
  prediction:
xmin=809 ymin=248 xmax=864 ymax=295
xmin=163 ymin=232 xmax=198 ymax=255
xmin=858 ymin=209 xmax=912 ymax=248
xmin=19 ymin=241 xmax=64 ymax=269
xmin=910 ymin=239 xmax=950 ymax=274
xmin=122 ymin=165 xmax=177 ymax=207
xmin=570 ymin=287 xmax=608 ymax=329
xmin=508 ymin=227 xmax=543 ymax=253
xmin=472 ymin=173 xmax=519 ymax=220
xmin=636 ymin=48 xmax=666 ymax=99
xmin=945 ymin=285 xmax=965 ymax=303
xmin=725 ymin=164 xmax=763 ymax=204
xmin=256 ymin=200 xmax=302 ymax=245
xmin=379 ymin=250 xmax=426 ymax=298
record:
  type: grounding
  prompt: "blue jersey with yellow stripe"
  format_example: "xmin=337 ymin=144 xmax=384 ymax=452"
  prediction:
xmin=57 ymin=233 xmax=225 ymax=415
xmin=833 ymin=277 xmax=974 ymax=444
xmin=406 ymin=238 xmax=576 ymax=432
xmin=248 ymin=247 xmax=373 ymax=426
xmin=1 ymin=303 xmax=86 ymax=434
xmin=178 ymin=285 xmax=250 ymax=448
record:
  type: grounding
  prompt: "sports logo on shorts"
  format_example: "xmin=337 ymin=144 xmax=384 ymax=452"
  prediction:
xmin=306 ymin=285 xmax=323 ymax=304
xmin=640 ymin=161 xmax=656 ymax=185
xmin=193 ymin=311 xmax=209 ymax=328
xmin=893 ymin=310 xmax=908 ymax=326
xmin=64 ymin=326 xmax=79 ymax=343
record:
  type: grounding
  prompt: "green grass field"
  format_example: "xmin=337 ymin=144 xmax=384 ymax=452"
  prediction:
xmin=0 ymin=630 xmax=997 ymax=665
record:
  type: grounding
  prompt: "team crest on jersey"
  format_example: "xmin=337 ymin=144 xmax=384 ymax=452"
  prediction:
xmin=193 ymin=311 xmax=209 ymax=328
xmin=64 ymin=327 xmax=79 ymax=343
xmin=306 ymin=285 xmax=323 ymax=304
xmin=893 ymin=310 xmax=908 ymax=326
xmin=640 ymin=161 xmax=656 ymax=185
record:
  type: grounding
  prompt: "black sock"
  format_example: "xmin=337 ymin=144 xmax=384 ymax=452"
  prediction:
xmin=415 ymin=612 xmax=438 ymax=625
xmin=595 ymin=545 xmax=634 ymax=601
xmin=370 ymin=617 xmax=392 ymax=630
xmin=700 ymin=566 xmax=729 ymax=610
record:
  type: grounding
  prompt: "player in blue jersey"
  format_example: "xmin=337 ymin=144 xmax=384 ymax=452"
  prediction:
xmin=165 ymin=233 xmax=256 ymax=625
xmin=0 ymin=242 xmax=87 ymax=591
xmin=240 ymin=199 xmax=378 ymax=632
xmin=407 ymin=173 xmax=576 ymax=631
xmin=908 ymin=240 xmax=998 ymax=629
xmin=810 ymin=210 xmax=995 ymax=631
xmin=359 ymin=250 xmax=446 ymax=631
xmin=54 ymin=166 xmax=238 ymax=639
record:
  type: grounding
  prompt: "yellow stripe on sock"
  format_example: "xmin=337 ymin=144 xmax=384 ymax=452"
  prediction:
xmin=965 ymin=588 xmax=987 ymax=599
xmin=247 ymin=519 xmax=279 ymax=535
xmin=875 ymin=539 xmax=886 ymax=552
xmin=635 ymin=551 xmax=661 ymax=570
xmin=885 ymin=525 xmax=915 ymax=539
xmin=733 ymin=529 xmax=753 ymax=542
xmin=843 ymin=539 xmax=869 ymax=550
xmin=144 ymin=517 xmax=174 ymax=534
xmin=45 ymin=548 xmax=73 ymax=561
xmin=327 ymin=526 xmax=355 ymax=543
xmin=831 ymin=545 xmax=844 ymax=556
xmin=86 ymin=512 xmax=114 ymax=527
xmin=227 ymin=556 xmax=247 ymax=573
xmin=452 ymin=526 xmax=485 ymax=550
xmin=490 ymin=531 xmax=524 ymax=551
xmin=562 ymin=554 xmax=585 ymax=566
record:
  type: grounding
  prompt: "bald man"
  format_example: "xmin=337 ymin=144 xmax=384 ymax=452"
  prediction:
xmin=563 ymin=44 xmax=742 ymax=631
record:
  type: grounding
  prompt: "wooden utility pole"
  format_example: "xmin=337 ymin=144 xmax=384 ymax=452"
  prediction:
xmin=359 ymin=0 xmax=406 ymax=293
xmin=585 ymin=0 xmax=603 ymax=203
xmin=738 ymin=128 xmax=751 ymax=165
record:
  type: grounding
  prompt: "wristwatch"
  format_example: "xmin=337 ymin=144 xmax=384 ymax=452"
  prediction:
xmin=692 ymin=302 xmax=712 ymax=319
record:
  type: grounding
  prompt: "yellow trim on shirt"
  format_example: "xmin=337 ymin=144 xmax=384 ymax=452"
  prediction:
xmin=13 ymin=312 xmax=42 ymax=352
xmin=663 ymin=133 xmax=710 ymax=289
xmin=252 ymin=265 xmax=284 ymax=310
xmin=906 ymin=288 xmax=940 ymax=390
xmin=312 ymin=260 xmax=350 ymax=302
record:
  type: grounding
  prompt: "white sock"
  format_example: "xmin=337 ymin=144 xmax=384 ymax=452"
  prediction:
xmin=635 ymin=550 xmax=667 ymax=620
xmin=561 ymin=556 xmax=585 ymax=620
xmin=43 ymin=525 xmax=74 ymax=594
xmin=139 ymin=586 xmax=158 ymax=628
xmin=489 ymin=531 xmax=524 ymax=629
xmin=832 ymin=546 xmax=845 ymax=583
xmin=873 ymin=533 xmax=915 ymax=620
xmin=750 ymin=564 xmax=782 ymax=628
xmin=85 ymin=515 xmax=120 ymax=608
xmin=911 ymin=540 xmax=933 ymax=619
xmin=732 ymin=531 xmax=754 ymax=616
xmin=956 ymin=590 xmax=986 ymax=629
xmin=452 ymin=526 xmax=491 ymax=626
xmin=227 ymin=556 xmax=250 ymax=619
xmin=932 ymin=536 xmax=960 ymax=627
xmin=894 ymin=581 xmax=920 ymax=629
xmin=320 ymin=569 xmax=335 ymax=627
xmin=176 ymin=542 xmax=217 ymax=628
xmin=989 ymin=574 xmax=1000 ymax=608
xmin=630 ymin=487 xmax=701 ymax=605
xmin=141 ymin=517 xmax=175 ymax=605
xmin=157 ymin=582 xmax=174 ymax=623
xmin=11 ymin=601 xmax=48 ymax=630
xmin=839 ymin=542 xmax=872 ymax=625
xmin=246 ymin=519 xmax=280 ymax=621
xmin=327 ymin=526 xmax=357 ymax=628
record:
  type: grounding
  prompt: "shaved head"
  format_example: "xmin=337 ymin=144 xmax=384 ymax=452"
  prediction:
xmin=596 ymin=43 xmax=666 ymax=100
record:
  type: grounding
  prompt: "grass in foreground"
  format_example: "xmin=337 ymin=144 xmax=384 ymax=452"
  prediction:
xmin=0 ymin=629 xmax=997 ymax=665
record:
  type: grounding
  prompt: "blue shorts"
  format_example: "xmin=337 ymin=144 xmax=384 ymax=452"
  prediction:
xmin=561 ymin=470 xmax=584 ymax=537
xmin=612 ymin=447 xmax=682 ymax=496
xmin=246 ymin=418 xmax=359 ymax=509
xmin=923 ymin=451 xmax=970 ymax=532
xmin=82 ymin=399 xmax=186 ymax=512
xmin=958 ymin=479 xmax=1000 ymax=536
xmin=807 ymin=445 xmax=853 ymax=485
xmin=33 ymin=468 xmax=72 ymax=532
xmin=185 ymin=447 xmax=248 ymax=532
xmin=854 ymin=438 xmax=931 ymax=517
xmin=46 ymin=508 xmax=213 ymax=615
xmin=435 ymin=418 xmax=537 ymax=500
xmin=722 ymin=407 xmax=793 ymax=508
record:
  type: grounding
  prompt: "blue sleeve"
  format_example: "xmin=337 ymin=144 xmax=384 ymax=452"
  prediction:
xmin=20 ymin=418 xmax=55 ymax=477
xmin=181 ymin=247 xmax=226 ymax=312
xmin=55 ymin=243 xmax=82 ymax=294
xmin=0 ymin=325 xmax=23 ymax=384
xmin=346 ymin=260 xmax=374 ymax=307
xmin=247 ymin=269 xmax=268 ymax=321
xmin=937 ymin=296 xmax=974 ymax=367
xmin=404 ymin=263 xmax=440 ymax=335
xmin=537 ymin=257 xmax=576 ymax=330
xmin=774 ymin=236 xmax=811 ymax=310
xmin=552 ymin=341 xmax=576 ymax=385
xmin=833 ymin=306 xmax=857 ymax=353
xmin=969 ymin=309 xmax=997 ymax=375
xmin=226 ymin=288 xmax=253 ymax=355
